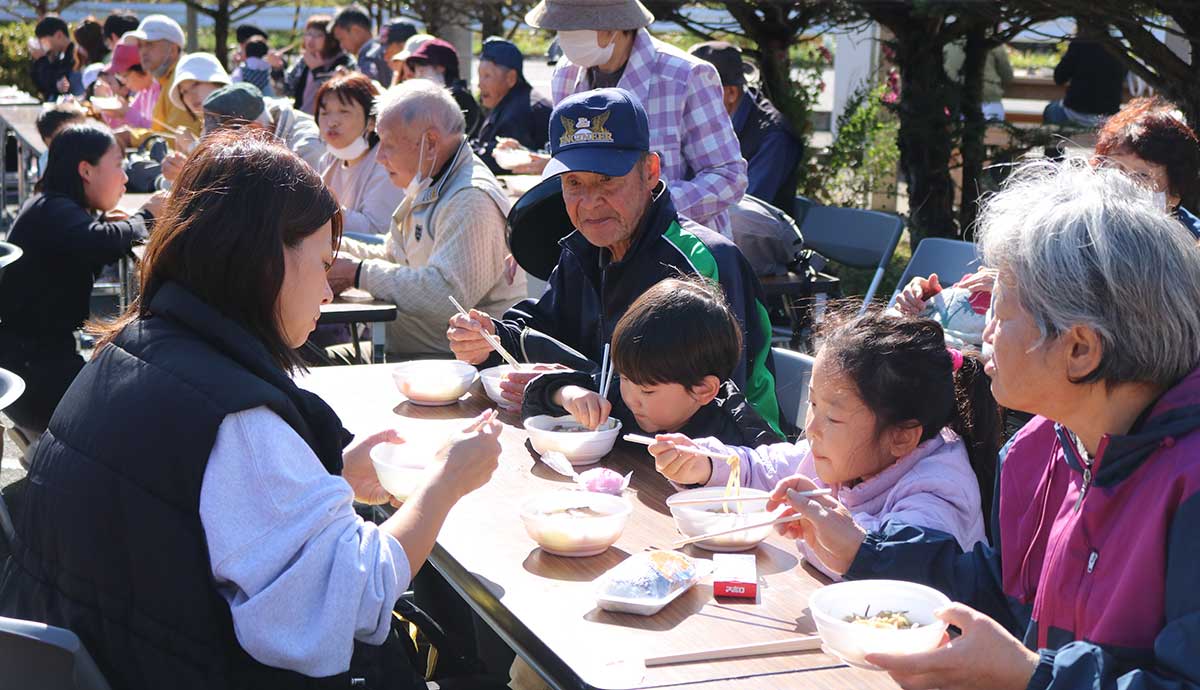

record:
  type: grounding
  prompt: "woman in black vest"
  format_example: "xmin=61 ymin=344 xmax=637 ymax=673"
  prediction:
xmin=0 ymin=123 xmax=163 ymax=440
xmin=0 ymin=128 xmax=504 ymax=689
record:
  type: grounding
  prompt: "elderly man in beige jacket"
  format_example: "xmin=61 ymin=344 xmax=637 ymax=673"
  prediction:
xmin=329 ymin=79 xmax=525 ymax=357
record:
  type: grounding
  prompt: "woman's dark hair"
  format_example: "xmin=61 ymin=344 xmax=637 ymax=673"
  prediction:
xmin=236 ymin=24 xmax=268 ymax=45
xmin=817 ymin=307 xmax=1001 ymax=534
xmin=305 ymin=15 xmax=342 ymax=61
xmin=43 ymin=123 xmax=117 ymax=209
xmin=314 ymin=72 xmax=381 ymax=148
xmin=1094 ymin=97 xmax=1200 ymax=211
xmin=73 ymin=17 xmax=107 ymax=65
xmin=244 ymin=35 xmax=270 ymax=59
xmin=612 ymin=276 xmax=742 ymax=388
xmin=90 ymin=128 xmax=343 ymax=371
xmin=103 ymin=12 xmax=140 ymax=44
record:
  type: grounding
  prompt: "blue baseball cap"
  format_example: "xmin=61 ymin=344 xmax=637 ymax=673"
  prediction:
xmin=480 ymin=37 xmax=524 ymax=74
xmin=544 ymin=88 xmax=650 ymax=179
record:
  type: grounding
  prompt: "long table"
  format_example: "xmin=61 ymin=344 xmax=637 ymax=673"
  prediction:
xmin=297 ymin=363 xmax=898 ymax=690
xmin=0 ymin=103 xmax=44 ymax=230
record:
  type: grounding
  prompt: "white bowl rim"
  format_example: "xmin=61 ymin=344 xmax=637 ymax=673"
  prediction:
xmin=665 ymin=486 xmax=772 ymax=513
xmin=391 ymin=359 xmax=477 ymax=375
xmin=522 ymin=414 xmax=623 ymax=434
xmin=809 ymin=579 xmax=952 ymax=632
xmin=370 ymin=442 xmax=436 ymax=468
xmin=479 ymin=363 xmax=534 ymax=378
xmin=519 ymin=490 xmax=633 ymax=520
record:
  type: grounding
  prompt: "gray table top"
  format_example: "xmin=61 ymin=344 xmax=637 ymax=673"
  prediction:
xmin=0 ymin=103 xmax=47 ymax=155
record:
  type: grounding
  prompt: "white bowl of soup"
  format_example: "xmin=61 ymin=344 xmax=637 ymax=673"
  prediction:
xmin=370 ymin=440 xmax=443 ymax=502
xmin=808 ymin=579 xmax=950 ymax=669
xmin=666 ymin=486 xmax=774 ymax=552
xmin=391 ymin=360 xmax=478 ymax=405
xmin=520 ymin=490 xmax=632 ymax=557
xmin=523 ymin=414 xmax=622 ymax=465
xmin=479 ymin=364 xmax=534 ymax=409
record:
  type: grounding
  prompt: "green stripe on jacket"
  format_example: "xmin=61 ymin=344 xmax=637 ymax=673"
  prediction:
xmin=663 ymin=221 xmax=782 ymax=436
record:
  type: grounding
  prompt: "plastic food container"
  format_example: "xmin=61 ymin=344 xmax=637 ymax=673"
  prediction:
xmin=520 ymin=490 xmax=632 ymax=557
xmin=808 ymin=579 xmax=951 ymax=669
xmin=595 ymin=550 xmax=711 ymax=616
xmin=666 ymin=487 xmax=774 ymax=552
xmin=391 ymin=360 xmax=478 ymax=406
xmin=370 ymin=441 xmax=442 ymax=502
xmin=523 ymin=415 xmax=622 ymax=465
xmin=479 ymin=364 xmax=531 ymax=409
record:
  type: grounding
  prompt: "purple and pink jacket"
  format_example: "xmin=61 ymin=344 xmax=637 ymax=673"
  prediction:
xmin=847 ymin=366 xmax=1200 ymax=690
xmin=695 ymin=429 xmax=987 ymax=579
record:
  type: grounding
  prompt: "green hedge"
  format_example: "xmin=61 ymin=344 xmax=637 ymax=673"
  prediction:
xmin=0 ymin=22 xmax=37 ymax=97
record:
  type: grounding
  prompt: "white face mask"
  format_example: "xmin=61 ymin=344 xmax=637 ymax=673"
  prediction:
xmin=395 ymin=133 xmax=436 ymax=221
xmin=327 ymin=133 xmax=370 ymax=161
xmin=558 ymin=30 xmax=615 ymax=68
xmin=413 ymin=65 xmax=444 ymax=85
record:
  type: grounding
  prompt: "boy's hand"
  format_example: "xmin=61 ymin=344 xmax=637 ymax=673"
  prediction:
xmin=648 ymin=433 xmax=713 ymax=485
xmin=557 ymin=385 xmax=611 ymax=430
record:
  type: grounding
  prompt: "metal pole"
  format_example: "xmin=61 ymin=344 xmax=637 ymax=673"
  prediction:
xmin=186 ymin=4 xmax=199 ymax=53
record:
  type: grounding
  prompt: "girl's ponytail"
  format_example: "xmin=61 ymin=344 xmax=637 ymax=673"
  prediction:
xmin=820 ymin=307 xmax=1003 ymax=540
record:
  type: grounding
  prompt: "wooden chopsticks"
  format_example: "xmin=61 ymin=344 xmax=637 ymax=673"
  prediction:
xmin=644 ymin=635 xmax=823 ymax=666
xmin=448 ymin=295 xmax=522 ymax=369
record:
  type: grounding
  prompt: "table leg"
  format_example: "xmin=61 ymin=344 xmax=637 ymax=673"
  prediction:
xmin=371 ymin=322 xmax=386 ymax=363
xmin=15 ymin=141 xmax=28 ymax=209
xmin=0 ymin=126 xmax=9 ymax=229
xmin=118 ymin=257 xmax=130 ymax=311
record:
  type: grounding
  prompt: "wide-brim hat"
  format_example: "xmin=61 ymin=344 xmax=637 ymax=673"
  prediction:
xmin=525 ymin=0 xmax=654 ymax=32
xmin=169 ymin=52 xmax=231 ymax=111
xmin=507 ymin=176 xmax=572 ymax=281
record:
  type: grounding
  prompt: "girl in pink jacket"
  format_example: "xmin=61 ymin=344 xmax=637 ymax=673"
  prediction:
xmin=651 ymin=310 xmax=1001 ymax=578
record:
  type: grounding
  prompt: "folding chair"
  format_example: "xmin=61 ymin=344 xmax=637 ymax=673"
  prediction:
xmin=798 ymin=204 xmax=904 ymax=313
xmin=0 ymin=617 xmax=112 ymax=690
xmin=887 ymin=238 xmax=981 ymax=308
xmin=771 ymin=347 xmax=815 ymax=434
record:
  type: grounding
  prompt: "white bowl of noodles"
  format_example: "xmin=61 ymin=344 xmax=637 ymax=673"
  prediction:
xmin=809 ymin=579 xmax=950 ymax=669
xmin=666 ymin=486 xmax=774 ymax=552
xmin=523 ymin=414 xmax=622 ymax=465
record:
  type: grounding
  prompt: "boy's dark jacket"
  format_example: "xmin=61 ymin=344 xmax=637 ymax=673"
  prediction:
xmin=522 ymin=370 xmax=781 ymax=448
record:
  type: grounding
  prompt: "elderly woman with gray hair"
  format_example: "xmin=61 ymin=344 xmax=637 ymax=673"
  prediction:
xmin=769 ymin=159 xmax=1200 ymax=690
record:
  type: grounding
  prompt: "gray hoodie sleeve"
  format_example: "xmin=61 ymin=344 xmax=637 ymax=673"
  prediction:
xmin=199 ymin=406 xmax=410 ymax=677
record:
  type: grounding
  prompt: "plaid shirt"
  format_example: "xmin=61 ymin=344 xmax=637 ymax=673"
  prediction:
xmin=551 ymin=29 xmax=747 ymax=236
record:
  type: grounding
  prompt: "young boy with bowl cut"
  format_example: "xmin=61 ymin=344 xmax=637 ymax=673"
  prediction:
xmin=522 ymin=277 xmax=781 ymax=449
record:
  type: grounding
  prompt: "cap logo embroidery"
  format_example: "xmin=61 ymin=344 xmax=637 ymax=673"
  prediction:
xmin=559 ymin=111 xmax=612 ymax=145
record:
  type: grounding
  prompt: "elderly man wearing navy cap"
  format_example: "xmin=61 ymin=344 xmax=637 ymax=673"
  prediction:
xmin=448 ymin=88 xmax=782 ymax=435
xmin=471 ymin=37 xmax=553 ymax=175
xmin=518 ymin=0 xmax=747 ymax=238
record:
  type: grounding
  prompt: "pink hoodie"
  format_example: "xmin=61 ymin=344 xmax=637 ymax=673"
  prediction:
xmin=696 ymin=429 xmax=987 ymax=579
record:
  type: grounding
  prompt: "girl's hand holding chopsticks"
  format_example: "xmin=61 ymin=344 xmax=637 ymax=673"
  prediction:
xmin=643 ymin=432 xmax=714 ymax=485
xmin=766 ymin=473 xmax=865 ymax=576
